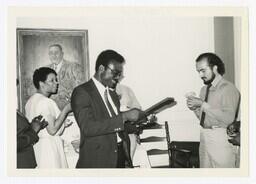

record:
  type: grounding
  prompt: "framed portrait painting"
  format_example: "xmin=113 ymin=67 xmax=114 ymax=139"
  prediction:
xmin=16 ymin=28 xmax=90 ymax=112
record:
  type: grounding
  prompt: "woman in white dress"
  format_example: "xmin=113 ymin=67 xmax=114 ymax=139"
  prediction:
xmin=25 ymin=67 xmax=72 ymax=168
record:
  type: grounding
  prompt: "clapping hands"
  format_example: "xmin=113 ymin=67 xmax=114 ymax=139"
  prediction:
xmin=30 ymin=115 xmax=48 ymax=133
xmin=64 ymin=119 xmax=73 ymax=128
xmin=227 ymin=121 xmax=240 ymax=146
xmin=227 ymin=121 xmax=240 ymax=137
xmin=228 ymin=133 xmax=240 ymax=146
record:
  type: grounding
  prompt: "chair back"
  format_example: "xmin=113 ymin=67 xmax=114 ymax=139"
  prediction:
xmin=169 ymin=141 xmax=199 ymax=168
xmin=139 ymin=121 xmax=170 ymax=168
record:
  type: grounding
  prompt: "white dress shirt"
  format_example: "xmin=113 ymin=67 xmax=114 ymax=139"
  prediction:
xmin=92 ymin=77 xmax=121 ymax=142
xmin=92 ymin=77 xmax=118 ymax=116
xmin=53 ymin=60 xmax=63 ymax=73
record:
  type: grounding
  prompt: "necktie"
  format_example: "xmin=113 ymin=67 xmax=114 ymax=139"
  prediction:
xmin=104 ymin=89 xmax=116 ymax=117
xmin=104 ymin=89 xmax=123 ymax=140
xmin=200 ymin=84 xmax=212 ymax=127
xmin=105 ymin=90 xmax=131 ymax=166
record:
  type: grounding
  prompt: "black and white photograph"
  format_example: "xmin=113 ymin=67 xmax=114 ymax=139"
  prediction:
xmin=3 ymin=2 xmax=255 ymax=183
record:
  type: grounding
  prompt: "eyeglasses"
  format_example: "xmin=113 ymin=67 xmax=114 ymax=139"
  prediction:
xmin=105 ymin=66 xmax=123 ymax=78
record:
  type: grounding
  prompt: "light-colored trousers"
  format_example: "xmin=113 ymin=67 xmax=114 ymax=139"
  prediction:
xmin=200 ymin=128 xmax=237 ymax=168
xmin=129 ymin=134 xmax=137 ymax=159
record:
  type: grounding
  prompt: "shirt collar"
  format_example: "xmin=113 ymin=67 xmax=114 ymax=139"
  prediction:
xmin=92 ymin=77 xmax=108 ymax=94
xmin=92 ymin=77 xmax=118 ymax=116
xmin=211 ymin=74 xmax=222 ymax=88
xmin=53 ymin=59 xmax=63 ymax=72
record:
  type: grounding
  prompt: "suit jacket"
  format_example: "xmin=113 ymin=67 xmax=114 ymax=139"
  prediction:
xmin=17 ymin=111 xmax=39 ymax=168
xmin=71 ymin=79 xmax=134 ymax=168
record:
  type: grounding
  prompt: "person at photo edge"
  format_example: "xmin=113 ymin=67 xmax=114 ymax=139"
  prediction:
xmin=17 ymin=110 xmax=48 ymax=168
xmin=114 ymin=83 xmax=151 ymax=168
xmin=186 ymin=53 xmax=240 ymax=168
xmin=115 ymin=83 xmax=141 ymax=161
xmin=71 ymin=49 xmax=145 ymax=168
xmin=25 ymin=67 xmax=72 ymax=168
xmin=17 ymin=78 xmax=49 ymax=168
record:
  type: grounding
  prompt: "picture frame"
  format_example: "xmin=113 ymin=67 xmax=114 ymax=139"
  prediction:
xmin=16 ymin=28 xmax=90 ymax=112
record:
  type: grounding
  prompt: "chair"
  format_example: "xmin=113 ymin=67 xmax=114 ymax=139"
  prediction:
xmin=139 ymin=121 xmax=199 ymax=168
xmin=165 ymin=121 xmax=196 ymax=168
xmin=166 ymin=121 xmax=200 ymax=168
xmin=139 ymin=121 xmax=169 ymax=168
xmin=169 ymin=141 xmax=199 ymax=168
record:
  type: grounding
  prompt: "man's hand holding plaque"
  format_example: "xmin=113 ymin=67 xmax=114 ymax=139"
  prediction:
xmin=121 ymin=108 xmax=147 ymax=123
xmin=122 ymin=97 xmax=176 ymax=125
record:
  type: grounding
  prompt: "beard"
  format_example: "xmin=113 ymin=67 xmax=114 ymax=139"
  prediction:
xmin=203 ymin=73 xmax=215 ymax=85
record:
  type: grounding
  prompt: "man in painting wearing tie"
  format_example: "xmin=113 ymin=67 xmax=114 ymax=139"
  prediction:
xmin=186 ymin=53 xmax=240 ymax=168
xmin=71 ymin=50 xmax=145 ymax=168
xmin=47 ymin=44 xmax=85 ymax=110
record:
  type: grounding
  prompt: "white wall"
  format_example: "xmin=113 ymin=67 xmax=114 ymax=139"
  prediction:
xmin=17 ymin=8 xmax=215 ymax=141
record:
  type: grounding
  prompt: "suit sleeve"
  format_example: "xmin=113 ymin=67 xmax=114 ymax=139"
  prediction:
xmin=17 ymin=114 xmax=39 ymax=151
xmin=71 ymin=86 xmax=124 ymax=137
xmin=124 ymin=122 xmax=138 ymax=134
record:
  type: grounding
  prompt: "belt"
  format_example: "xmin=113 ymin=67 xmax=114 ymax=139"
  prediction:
xmin=202 ymin=125 xmax=223 ymax=129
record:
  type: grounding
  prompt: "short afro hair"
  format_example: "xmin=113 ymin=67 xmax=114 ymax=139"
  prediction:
xmin=95 ymin=50 xmax=125 ymax=72
xmin=33 ymin=67 xmax=57 ymax=89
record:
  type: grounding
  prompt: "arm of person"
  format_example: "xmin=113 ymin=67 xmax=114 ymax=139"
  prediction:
xmin=193 ymin=108 xmax=201 ymax=120
xmin=39 ymin=100 xmax=71 ymax=136
xmin=17 ymin=127 xmax=39 ymax=151
xmin=186 ymin=97 xmax=201 ymax=120
xmin=227 ymin=120 xmax=240 ymax=136
xmin=71 ymin=86 xmax=125 ymax=137
xmin=45 ymin=104 xmax=71 ymax=136
xmin=228 ymin=132 xmax=240 ymax=146
xmin=126 ymin=87 xmax=142 ymax=110
xmin=202 ymin=86 xmax=240 ymax=127
xmin=124 ymin=122 xmax=139 ymax=134
xmin=17 ymin=114 xmax=39 ymax=151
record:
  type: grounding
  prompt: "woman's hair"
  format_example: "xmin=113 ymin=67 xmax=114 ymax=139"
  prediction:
xmin=33 ymin=67 xmax=57 ymax=89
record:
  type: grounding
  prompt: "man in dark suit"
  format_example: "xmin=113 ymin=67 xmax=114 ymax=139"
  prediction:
xmin=71 ymin=50 xmax=145 ymax=168
xmin=17 ymin=111 xmax=48 ymax=168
